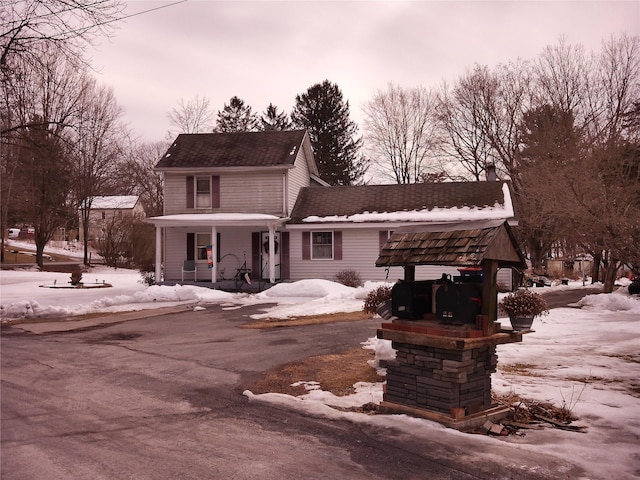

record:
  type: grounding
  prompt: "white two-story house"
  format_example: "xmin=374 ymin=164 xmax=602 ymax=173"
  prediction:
xmin=147 ymin=130 xmax=517 ymax=288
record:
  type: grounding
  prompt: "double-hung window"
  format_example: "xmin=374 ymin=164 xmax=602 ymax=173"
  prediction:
xmin=187 ymin=175 xmax=220 ymax=209
xmin=196 ymin=177 xmax=211 ymax=208
xmin=312 ymin=232 xmax=333 ymax=259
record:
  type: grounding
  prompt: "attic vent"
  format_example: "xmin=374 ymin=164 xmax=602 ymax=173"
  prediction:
xmin=289 ymin=147 xmax=296 ymax=155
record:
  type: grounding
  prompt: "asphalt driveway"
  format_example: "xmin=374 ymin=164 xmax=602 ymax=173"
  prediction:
xmin=1 ymin=303 xmax=586 ymax=479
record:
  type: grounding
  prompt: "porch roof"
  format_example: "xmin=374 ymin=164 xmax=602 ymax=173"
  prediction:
xmin=146 ymin=213 xmax=287 ymax=228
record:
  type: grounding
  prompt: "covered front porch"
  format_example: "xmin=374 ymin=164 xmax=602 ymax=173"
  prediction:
xmin=146 ymin=213 xmax=289 ymax=287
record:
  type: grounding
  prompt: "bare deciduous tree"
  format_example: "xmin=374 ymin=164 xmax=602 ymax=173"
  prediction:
xmin=0 ymin=0 xmax=123 ymax=71
xmin=118 ymin=140 xmax=166 ymax=217
xmin=437 ymin=68 xmax=496 ymax=181
xmin=166 ymin=95 xmax=215 ymax=137
xmin=362 ymin=83 xmax=439 ymax=184
xmin=1 ymin=43 xmax=88 ymax=264
xmin=72 ymin=79 xmax=127 ymax=265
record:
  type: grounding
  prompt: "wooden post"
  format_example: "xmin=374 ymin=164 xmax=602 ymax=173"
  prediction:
xmin=404 ymin=265 xmax=415 ymax=282
xmin=481 ymin=260 xmax=499 ymax=323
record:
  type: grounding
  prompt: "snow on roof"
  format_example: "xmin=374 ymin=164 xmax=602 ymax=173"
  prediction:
xmin=91 ymin=196 xmax=139 ymax=210
xmin=146 ymin=213 xmax=285 ymax=227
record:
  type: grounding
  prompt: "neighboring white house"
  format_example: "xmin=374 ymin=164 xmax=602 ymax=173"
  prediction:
xmin=146 ymin=130 xmax=518 ymax=287
xmin=81 ymin=195 xmax=146 ymax=243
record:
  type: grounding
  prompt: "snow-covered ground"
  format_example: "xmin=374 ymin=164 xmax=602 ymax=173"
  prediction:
xmin=1 ymin=240 xmax=639 ymax=479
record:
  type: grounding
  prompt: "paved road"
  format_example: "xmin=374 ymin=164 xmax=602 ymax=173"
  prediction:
xmin=1 ymin=302 xmax=588 ymax=479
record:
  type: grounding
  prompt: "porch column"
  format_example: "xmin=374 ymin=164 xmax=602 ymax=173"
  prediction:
xmin=155 ymin=225 xmax=162 ymax=282
xmin=268 ymin=224 xmax=276 ymax=283
xmin=211 ymin=225 xmax=218 ymax=282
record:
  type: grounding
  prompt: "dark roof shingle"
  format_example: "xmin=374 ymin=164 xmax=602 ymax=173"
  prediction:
xmin=289 ymin=181 xmax=511 ymax=223
xmin=155 ymin=130 xmax=307 ymax=169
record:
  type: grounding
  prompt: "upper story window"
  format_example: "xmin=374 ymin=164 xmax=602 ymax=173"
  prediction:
xmin=312 ymin=232 xmax=333 ymax=259
xmin=196 ymin=177 xmax=211 ymax=208
xmin=186 ymin=175 xmax=220 ymax=209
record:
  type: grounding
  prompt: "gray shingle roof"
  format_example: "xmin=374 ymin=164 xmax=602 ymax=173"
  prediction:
xmin=155 ymin=130 xmax=308 ymax=169
xmin=289 ymin=181 xmax=512 ymax=223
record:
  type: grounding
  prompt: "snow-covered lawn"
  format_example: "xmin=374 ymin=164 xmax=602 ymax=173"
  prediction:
xmin=1 ymin=256 xmax=639 ymax=479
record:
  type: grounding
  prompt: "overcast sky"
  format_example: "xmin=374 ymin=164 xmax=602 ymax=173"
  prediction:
xmin=89 ymin=1 xmax=640 ymax=143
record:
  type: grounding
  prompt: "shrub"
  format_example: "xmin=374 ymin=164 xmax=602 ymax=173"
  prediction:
xmin=335 ymin=269 xmax=363 ymax=288
xmin=139 ymin=269 xmax=155 ymax=286
xmin=363 ymin=285 xmax=392 ymax=314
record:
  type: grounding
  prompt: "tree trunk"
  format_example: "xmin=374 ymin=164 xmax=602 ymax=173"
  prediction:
xmin=82 ymin=207 xmax=90 ymax=266
xmin=591 ymin=253 xmax=601 ymax=284
xmin=603 ymin=260 xmax=620 ymax=293
xmin=35 ymin=241 xmax=45 ymax=268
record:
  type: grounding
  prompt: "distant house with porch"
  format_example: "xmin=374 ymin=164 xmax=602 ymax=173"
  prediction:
xmin=147 ymin=130 xmax=518 ymax=288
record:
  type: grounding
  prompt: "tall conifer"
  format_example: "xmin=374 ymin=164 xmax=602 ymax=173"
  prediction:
xmin=291 ymin=80 xmax=367 ymax=185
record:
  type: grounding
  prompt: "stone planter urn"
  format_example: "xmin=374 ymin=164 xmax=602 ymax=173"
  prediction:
xmin=70 ymin=271 xmax=83 ymax=286
xmin=509 ymin=315 xmax=535 ymax=331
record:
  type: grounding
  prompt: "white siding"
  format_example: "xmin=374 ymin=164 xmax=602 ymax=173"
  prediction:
xmin=164 ymin=172 xmax=284 ymax=215
xmin=497 ymin=267 xmax=515 ymax=291
xmin=286 ymin=149 xmax=311 ymax=214
xmin=163 ymin=174 xmax=187 ymax=214
xmin=288 ymin=228 xmax=459 ymax=282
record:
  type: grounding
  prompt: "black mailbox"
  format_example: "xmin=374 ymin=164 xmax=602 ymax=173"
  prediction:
xmin=391 ymin=280 xmax=434 ymax=320
xmin=435 ymin=275 xmax=482 ymax=325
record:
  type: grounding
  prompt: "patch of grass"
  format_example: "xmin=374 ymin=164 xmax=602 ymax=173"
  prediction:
xmin=245 ymin=347 xmax=383 ymax=397
xmin=500 ymin=363 xmax=546 ymax=377
xmin=2 ymin=246 xmax=73 ymax=265
xmin=605 ymin=353 xmax=640 ymax=364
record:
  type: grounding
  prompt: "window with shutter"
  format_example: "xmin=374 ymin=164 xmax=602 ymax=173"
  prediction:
xmin=312 ymin=232 xmax=333 ymax=259
xmin=303 ymin=231 xmax=343 ymax=260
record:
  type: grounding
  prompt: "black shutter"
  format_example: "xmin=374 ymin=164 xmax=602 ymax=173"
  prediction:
xmin=186 ymin=176 xmax=194 ymax=209
xmin=211 ymin=176 xmax=220 ymax=208
xmin=333 ymin=231 xmax=342 ymax=260
xmin=302 ymin=232 xmax=310 ymax=260
xmin=186 ymin=233 xmax=195 ymax=261
xmin=280 ymin=232 xmax=290 ymax=280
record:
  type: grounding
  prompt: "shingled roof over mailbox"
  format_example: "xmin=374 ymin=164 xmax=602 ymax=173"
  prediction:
xmin=375 ymin=220 xmax=527 ymax=268
xmin=289 ymin=181 xmax=513 ymax=224
xmin=155 ymin=130 xmax=308 ymax=169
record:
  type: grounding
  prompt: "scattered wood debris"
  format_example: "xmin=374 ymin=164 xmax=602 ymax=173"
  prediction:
xmin=485 ymin=392 xmax=588 ymax=436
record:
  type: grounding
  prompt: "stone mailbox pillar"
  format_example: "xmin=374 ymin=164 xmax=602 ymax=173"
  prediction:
xmin=377 ymin=319 xmax=523 ymax=430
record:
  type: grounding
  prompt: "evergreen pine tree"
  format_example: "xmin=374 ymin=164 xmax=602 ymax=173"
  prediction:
xmin=259 ymin=103 xmax=292 ymax=131
xmin=291 ymin=80 xmax=367 ymax=185
xmin=214 ymin=96 xmax=259 ymax=132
